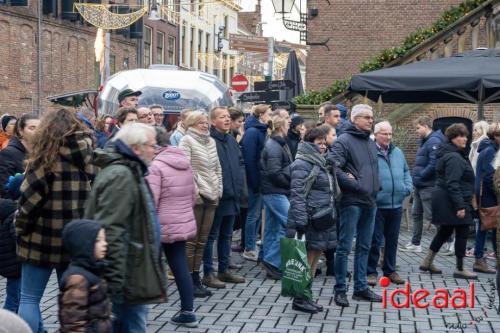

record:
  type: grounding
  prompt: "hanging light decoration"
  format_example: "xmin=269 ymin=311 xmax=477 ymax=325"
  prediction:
xmin=74 ymin=3 xmax=148 ymax=29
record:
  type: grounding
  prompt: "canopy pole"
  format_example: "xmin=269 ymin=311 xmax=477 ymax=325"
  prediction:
xmin=478 ymin=103 xmax=485 ymax=120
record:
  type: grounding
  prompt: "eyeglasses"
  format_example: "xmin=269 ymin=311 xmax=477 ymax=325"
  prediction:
xmin=356 ymin=115 xmax=374 ymax=120
xmin=143 ymin=143 xmax=161 ymax=150
xmin=138 ymin=113 xmax=153 ymax=119
xmin=153 ymin=113 xmax=164 ymax=118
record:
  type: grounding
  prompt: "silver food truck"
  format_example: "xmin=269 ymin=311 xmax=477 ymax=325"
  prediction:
xmin=98 ymin=65 xmax=234 ymax=118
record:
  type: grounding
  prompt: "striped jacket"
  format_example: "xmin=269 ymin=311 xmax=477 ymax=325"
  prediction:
xmin=179 ymin=128 xmax=222 ymax=202
xmin=15 ymin=132 xmax=95 ymax=268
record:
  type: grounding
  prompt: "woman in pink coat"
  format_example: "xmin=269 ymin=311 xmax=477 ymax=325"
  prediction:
xmin=146 ymin=127 xmax=198 ymax=328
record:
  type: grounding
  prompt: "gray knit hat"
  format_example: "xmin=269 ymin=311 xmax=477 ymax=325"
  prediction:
xmin=0 ymin=309 xmax=31 ymax=333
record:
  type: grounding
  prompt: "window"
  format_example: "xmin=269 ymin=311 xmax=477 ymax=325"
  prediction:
xmin=181 ymin=24 xmax=186 ymax=65
xmin=110 ymin=54 xmax=116 ymax=74
xmin=165 ymin=0 xmax=177 ymax=24
xmin=144 ymin=26 xmax=152 ymax=68
xmin=167 ymin=36 xmax=176 ymax=65
xmin=224 ymin=15 xmax=229 ymax=38
xmin=157 ymin=31 xmax=165 ymax=64
xmin=198 ymin=30 xmax=202 ymax=69
xmin=190 ymin=27 xmax=195 ymax=68
xmin=205 ymin=33 xmax=210 ymax=72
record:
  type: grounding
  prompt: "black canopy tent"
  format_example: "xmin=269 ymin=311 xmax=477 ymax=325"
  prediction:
xmin=348 ymin=48 xmax=500 ymax=119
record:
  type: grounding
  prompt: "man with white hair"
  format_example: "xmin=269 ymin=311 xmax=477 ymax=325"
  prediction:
xmin=329 ymin=104 xmax=382 ymax=307
xmin=85 ymin=123 xmax=167 ymax=331
xmin=366 ymin=121 xmax=412 ymax=287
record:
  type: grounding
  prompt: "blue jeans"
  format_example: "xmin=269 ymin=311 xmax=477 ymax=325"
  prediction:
xmin=17 ymin=263 xmax=64 ymax=333
xmin=474 ymin=218 xmax=497 ymax=258
xmin=112 ymin=303 xmax=149 ymax=333
xmin=262 ymin=194 xmax=290 ymax=270
xmin=367 ymin=208 xmax=403 ymax=276
xmin=244 ymin=191 xmax=263 ymax=252
xmin=163 ymin=241 xmax=193 ymax=312
xmin=334 ymin=205 xmax=377 ymax=293
xmin=203 ymin=212 xmax=235 ymax=275
xmin=4 ymin=277 xmax=21 ymax=312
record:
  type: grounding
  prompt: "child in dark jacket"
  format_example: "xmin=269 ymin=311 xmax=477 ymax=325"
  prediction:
xmin=58 ymin=219 xmax=111 ymax=333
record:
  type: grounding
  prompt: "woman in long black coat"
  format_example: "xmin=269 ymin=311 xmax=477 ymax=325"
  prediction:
xmin=420 ymin=123 xmax=477 ymax=279
xmin=286 ymin=125 xmax=338 ymax=314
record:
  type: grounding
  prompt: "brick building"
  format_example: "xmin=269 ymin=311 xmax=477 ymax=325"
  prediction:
xmin=305 ymin=0 xmax=463 ymax=91
xmin=0 ymin=1 xmax=143 ymax=115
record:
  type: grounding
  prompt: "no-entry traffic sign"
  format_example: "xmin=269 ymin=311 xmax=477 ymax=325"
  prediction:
xmin=231 ymin=74 xmax=249 ymax=92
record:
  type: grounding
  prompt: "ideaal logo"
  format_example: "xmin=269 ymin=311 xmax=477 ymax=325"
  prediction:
xmin=379 ymin=276 xmax=475 ymax=309
xmin=162 ymin=90 xmax=181 ymax=101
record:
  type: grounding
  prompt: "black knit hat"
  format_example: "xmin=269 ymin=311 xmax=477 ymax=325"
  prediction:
xmin=1 ymin=115 xmax=16 ymax=132
xmin=290 ymin=115 xmax=304 ymax=130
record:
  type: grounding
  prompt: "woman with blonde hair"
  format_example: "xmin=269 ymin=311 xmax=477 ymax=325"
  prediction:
xmin=259 ymin=113 xmax=292 ymax=280
xmin=470 ymin=120 xmax=490 ymax=172
xmin=179 ymin=110 xmax=222 ymax=298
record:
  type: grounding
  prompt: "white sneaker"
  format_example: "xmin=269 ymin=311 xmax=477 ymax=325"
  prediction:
xmin=242 ymin=250 xmax=259 ymax=262
xmin=441 ymin=241 xmax=455 ymax=256
xmin=256 ymin=240 xmax=262 ymax=246
xmin=400 ymin=243 xmax=422 ymax=253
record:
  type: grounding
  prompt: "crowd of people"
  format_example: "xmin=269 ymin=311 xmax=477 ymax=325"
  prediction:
xmin=0 ymin=91 xmax=499 ymax=332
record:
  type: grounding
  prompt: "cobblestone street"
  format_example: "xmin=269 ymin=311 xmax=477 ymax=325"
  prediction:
xmin=1 ymin=227 xmax=499 ymax=333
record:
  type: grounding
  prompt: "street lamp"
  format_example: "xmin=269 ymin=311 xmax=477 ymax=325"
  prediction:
xmin=271 ymin=0 xmax=295 ymax=16
xmin=149 ymin=2 xmax=161 ymax=20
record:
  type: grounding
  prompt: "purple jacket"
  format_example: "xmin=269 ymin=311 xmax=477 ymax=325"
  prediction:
xmin=146 ymin=146 xmax=197 ymax=243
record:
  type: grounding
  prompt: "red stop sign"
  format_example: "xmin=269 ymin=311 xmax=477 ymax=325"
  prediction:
xmin=231 ymin=74 xmax=249 ymax=92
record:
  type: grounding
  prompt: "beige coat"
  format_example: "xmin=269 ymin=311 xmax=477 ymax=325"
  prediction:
xmin=179 ymin=128 xmax=223 ymax=203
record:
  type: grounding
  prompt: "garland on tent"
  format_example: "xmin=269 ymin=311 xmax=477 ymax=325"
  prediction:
xmin=294 ymin=0 xmax=488 ymax=105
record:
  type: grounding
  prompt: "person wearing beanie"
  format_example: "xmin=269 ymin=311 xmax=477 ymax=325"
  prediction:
xmin=0 ymin=115 xmax=17 ymax=150
xmin=287 ymin=115 xmax=305 ymax=159
xmin=59 ymin=219 xmax=112 ymax=333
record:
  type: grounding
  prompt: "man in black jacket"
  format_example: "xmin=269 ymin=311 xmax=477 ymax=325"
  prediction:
xmin=202 ymin=107 xmax=246 ymax=289
xmin=329 ymin=104 xmax=382 ymax=307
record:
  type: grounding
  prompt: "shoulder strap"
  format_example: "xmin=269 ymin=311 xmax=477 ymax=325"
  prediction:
xmin=303 ymin=165 xmax=320 ymax=198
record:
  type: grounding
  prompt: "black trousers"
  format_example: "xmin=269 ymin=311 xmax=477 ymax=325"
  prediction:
xmin=429 ymin=224 xmax=469 ymax=258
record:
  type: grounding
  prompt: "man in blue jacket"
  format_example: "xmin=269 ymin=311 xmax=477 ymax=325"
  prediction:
xmin=240 ymin=105 xmax=272 ymax=262
xmin=401 ymin=116 xmax=445 ymax=253
xmin=329 ymin=104 xmax=381 ymax=307
xmin=367 ymin=121 xmax=412 ymax=286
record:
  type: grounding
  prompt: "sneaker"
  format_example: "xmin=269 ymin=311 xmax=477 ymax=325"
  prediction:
xmin=486 ymin=251 xmax=496 ymax=261
xmin=171 ymin=311 xmax=199 ymax=328
xmin=352 ymin=289 xmax=383 ymax=302
xmin=228 ymin=262 xmax=243 ymax=270
xmin=465 ymin=248 xmax=475 ymax=257
xmin=441 ymin=241 xmax=455 ymax=256
xmin=242 ymin=250 xmax=259 ymax=262
xmin=167 ymin=271 xmax=175 ymax=280
xmin=367 ymin=273 xmax=377 ymax=287
xmin=399 ymin=243 xmax=422 ymax=253
xmin=231 ymin=244 xmax=244 ymax=252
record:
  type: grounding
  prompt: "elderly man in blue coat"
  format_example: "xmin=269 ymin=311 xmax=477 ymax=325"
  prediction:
xmin=366 ymin=121 xmax=412 ymax=286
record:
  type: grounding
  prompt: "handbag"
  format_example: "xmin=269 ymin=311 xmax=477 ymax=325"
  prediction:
xmin=306 ymin=167 xmax=337 ymax=231
xmin=479 ymin=180 xmax=498 ymax=231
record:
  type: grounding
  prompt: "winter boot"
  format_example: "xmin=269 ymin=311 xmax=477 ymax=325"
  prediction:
xmin=473 ymin=258 xmax=496 ymax=274
xmin=192 ymin=272 xmax=212 ymax=298
xmin=325 ymin=249 xmax=335 ymax=276
xmin=453 ymin=257 xmax=478 ymax=280
xmin=419 ymin=250 xmax=442 ymax=274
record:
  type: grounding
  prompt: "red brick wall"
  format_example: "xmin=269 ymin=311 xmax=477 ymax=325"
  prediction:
xmin=306 ymin=0 xmax=464 ymax=91
xmin=0 ymin=6 xmax=137 ymax=115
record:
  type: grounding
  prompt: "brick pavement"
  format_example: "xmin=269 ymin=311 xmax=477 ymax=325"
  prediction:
xmin=1 ymin=227 xmax=499 ymax=333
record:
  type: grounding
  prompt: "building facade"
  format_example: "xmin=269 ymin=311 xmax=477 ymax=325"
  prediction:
xmin=0 ymin=1 xmax=139 ymax=114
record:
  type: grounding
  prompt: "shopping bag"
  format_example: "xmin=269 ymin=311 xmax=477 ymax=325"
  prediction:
xmin=280 ymin=237 xmax=313 ymax=301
